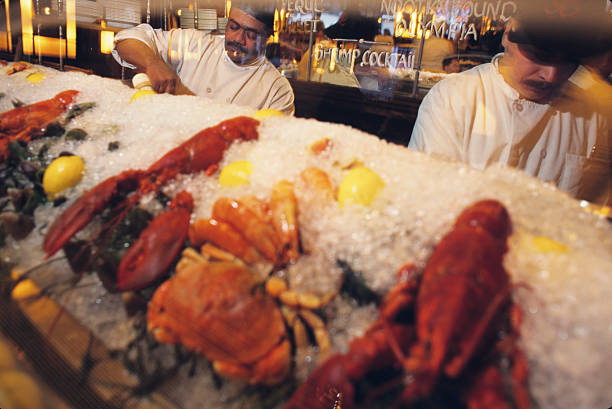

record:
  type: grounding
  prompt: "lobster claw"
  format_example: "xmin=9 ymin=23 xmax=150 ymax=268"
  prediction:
xmin=1 ymin=90 xmax=80 ymax=160
xmin=53 ymin=90 xmax=80 ymax=107
xmin=284 ymin=354 xmax=356 ymax=409
xmin=117 ymin=191 xmax=194 ymax=291
xmin=43 ymin=169 xmax=143 ymax=258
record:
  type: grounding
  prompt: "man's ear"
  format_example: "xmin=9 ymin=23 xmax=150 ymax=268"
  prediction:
xmin=501 ymin=18 xmax=515 ymax=51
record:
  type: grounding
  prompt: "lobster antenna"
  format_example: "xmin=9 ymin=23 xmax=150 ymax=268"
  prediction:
xmin=11 ymin=255 xmax=72 ymax=284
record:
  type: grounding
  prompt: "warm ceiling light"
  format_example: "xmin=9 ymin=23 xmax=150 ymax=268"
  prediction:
xmin=43 ymin=6 xmax=50 ymax=15
xmin=100 ymin=30 xmax=114 ymax=54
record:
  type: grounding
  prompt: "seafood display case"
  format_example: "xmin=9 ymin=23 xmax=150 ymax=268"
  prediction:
xmin=1 ymin=1 xmax=612 ymax=409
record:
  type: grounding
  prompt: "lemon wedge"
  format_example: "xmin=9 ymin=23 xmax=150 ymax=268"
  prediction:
xmin=532 ymin=236 xmax=568 ymax=253
xmin=254 ymin=109 xmax=285 ymax=119
xmin=26 ymin=73 xmax=44 ymax=83
xmin=43 ymin=155 xmax=85 ymax=199
xmin=130 ymin=89 xmax=157 ymax=103
xmin=219 ymin=161 xmax=253 ymax=187
xmin=0 ymin=341 xmax=16 ymax=371
xmin=338 ymin=166 xmax=384 ymax=207
xmin=0 ymin=370 xmax=44 ymax=409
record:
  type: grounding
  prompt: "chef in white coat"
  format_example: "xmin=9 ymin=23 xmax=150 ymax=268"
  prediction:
xmin=112 ymin=4 xmax=295 ymax=115
xmin=409 ymin=0 xmax=611 ymax=204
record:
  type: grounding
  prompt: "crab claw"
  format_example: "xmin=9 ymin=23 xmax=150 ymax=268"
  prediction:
xmin=117 ymin=190 xmax=194 ymax=291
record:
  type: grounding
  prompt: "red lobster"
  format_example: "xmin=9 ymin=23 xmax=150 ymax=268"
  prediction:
xmin=285 ymin=199 xmax=531 ymax=409
xmin=43 ymin=116 xmax=259 ymax=291
xmin=0 ymin=90 xmax=79 ymax=160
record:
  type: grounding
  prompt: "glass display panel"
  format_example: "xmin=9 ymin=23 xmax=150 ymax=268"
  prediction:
xmin=0 ymin=0 xmax=516 ymax=97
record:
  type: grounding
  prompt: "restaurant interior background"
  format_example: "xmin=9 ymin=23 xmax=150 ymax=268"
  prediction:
xmin=1 ymin=0 xmax=521 ymax=144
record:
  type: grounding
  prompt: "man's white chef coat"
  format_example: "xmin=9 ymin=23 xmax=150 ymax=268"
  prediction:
xmin=112 ymin=24 xmax=295 ymax=115
xmin=409 ymin=55 xmax=611 ymax=204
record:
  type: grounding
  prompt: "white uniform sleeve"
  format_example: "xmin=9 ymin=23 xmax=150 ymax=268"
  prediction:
xmin=112 ymin=24 xmax=170 ymax=69
xmin=408 ymin=81 xmax=463 ymax=161
xmin=112 ymin=25 xmax=209 ymax=73
xmin=267 ymin=77 xmax=295 ymax=116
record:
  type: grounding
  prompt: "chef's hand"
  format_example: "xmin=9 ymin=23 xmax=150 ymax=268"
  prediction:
xmin=114 ymin=40 xmax=194 ymax=95
xmin=145 ymin=60 xmax=179 ymax=94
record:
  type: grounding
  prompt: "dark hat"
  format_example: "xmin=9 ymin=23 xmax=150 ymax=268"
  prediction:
xmin=509 ymin=0 xmax=611 ymax=59
xmin=232 ymin=1 xmax=275 ymax=31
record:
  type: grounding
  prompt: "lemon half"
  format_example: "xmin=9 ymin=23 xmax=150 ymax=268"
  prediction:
xmin=130 ymin=89 xmax=156 ymax=103
xmin=43 ymin=155 xmax=85 ymax=199
xmin=338 ymin=166 xmax=384 ymax=207
xmin=254 ymin=109 xmax=285 ymax=119
xmin=0 ymin=370 xmax=44 ymax=409
xmin=219 ymin=161 xmax=253 ymax=187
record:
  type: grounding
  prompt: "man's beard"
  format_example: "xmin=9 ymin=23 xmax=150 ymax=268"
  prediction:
xmin=523 ymin=79 xmax=555 ymax=92
xmin=226 ymin=41 xmax=263 ymax=65
xmin=522 ymin=79 xmax=559 ymax=101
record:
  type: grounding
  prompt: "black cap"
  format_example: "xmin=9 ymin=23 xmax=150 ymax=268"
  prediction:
xmin=509 ymin=0 xmax=611 ymax=59
xmin=232 ymin=1 xmax=275 ymax=32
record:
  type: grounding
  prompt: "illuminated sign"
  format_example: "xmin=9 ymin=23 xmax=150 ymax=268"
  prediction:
xmin=280 ymin=0 xmax=325 ymax=14
xmin=381 ymin=0 xmax=517 ymax=21
xmin=382 ymin=0 xmax=517 ymax=41
xmin=313 ymin=45 xmax=416 ymax=72
xmin=361 ymin=49 xmax=414 ymax=70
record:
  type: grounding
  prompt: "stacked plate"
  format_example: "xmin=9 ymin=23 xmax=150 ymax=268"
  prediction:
xmin=180 ymin=8 xmax=195 ymax=28
xmin=180 ymin=8 xmax=218 ymax=31
xmin=217 ymin=17 xmax=228 ymax=33
xmin=70 ymin=0 xmax=103 ymax=23
xmin=197 ymin=9 xmax=218 ymax=30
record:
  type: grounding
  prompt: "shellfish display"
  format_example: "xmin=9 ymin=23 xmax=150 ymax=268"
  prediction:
xmin=1 ymin=62 xmax=611 ymax=409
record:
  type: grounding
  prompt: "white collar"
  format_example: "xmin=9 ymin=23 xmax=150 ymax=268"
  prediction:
xmin=222 ymin=49 xmax=266 ymax=70
xmin=492 ymin=53 xmax=557 ymax=106
xmin=491 ymin=53 xmax=521 ymax=100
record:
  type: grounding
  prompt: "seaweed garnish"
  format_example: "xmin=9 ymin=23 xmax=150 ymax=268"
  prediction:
xmin=59 ymin=207 xmax=153 ymax=292
xmin=0 ymin=243 xmax=13 ymax=294
xmin=0 ymin=223 xmax=6 ymax=247
xmin=11 ymin=97 xmax=25 ymax=107
xmin=65 ymin=128 xmax=88 ymax=141
xmin=0 ymin=142 xmax=49 ymax=241
xmin=233 ymin=380 xmax=298 ymax=409
xmin=65 ymin=102 xmax=96 ymax=122
xmin=7 ymin=140 xmax=29 ymax=161
xmin=42 ymin=122 xmax=65 ymax=137
xmin=122 ymin=314 xmax=194 ymax=396
xmin=337 ymin=259 xmax=381 ymax=306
